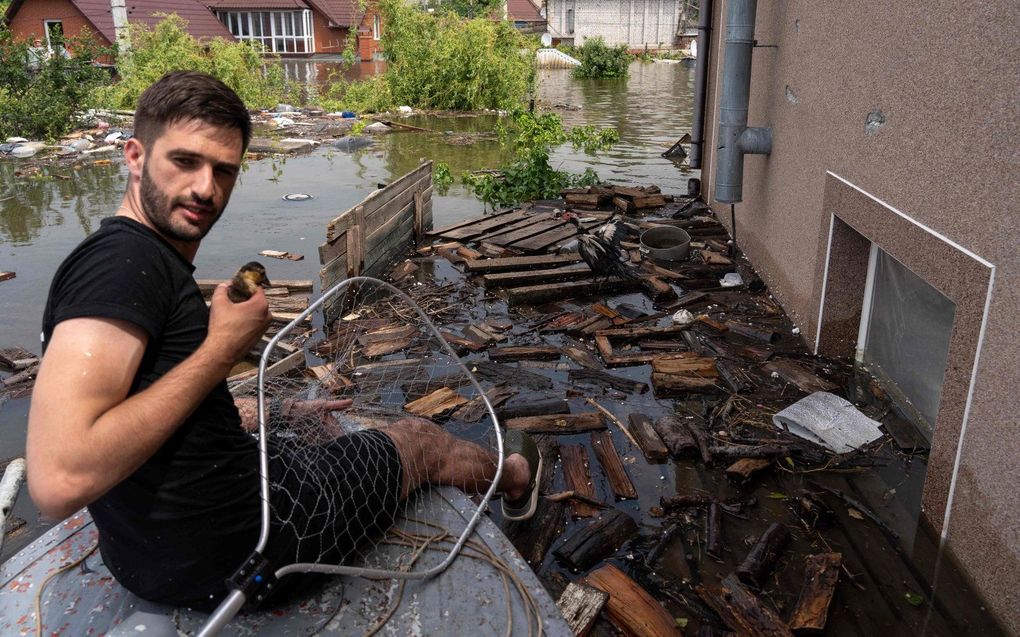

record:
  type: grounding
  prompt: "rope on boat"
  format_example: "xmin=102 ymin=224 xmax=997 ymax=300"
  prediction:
xmin=34 ymin=537 xmax=100 ymax=637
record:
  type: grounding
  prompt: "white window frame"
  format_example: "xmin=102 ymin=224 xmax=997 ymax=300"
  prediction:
xmin=373 ymin=14 xmax=381 ymax=40
xmin=217 ymin=9 xmax=314 ymax=54
xmin=43 ymin=20 xmax=64 ymax=53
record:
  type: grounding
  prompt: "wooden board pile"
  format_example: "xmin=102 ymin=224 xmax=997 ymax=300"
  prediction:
xmin=355 ymin=183 xmax=949 ymax=636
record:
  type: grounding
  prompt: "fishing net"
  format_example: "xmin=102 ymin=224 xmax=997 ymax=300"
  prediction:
xmin=233 ymin=276 xmax=504 ymax=580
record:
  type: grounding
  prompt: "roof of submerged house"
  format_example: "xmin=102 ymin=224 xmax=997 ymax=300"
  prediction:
xmin=203 ymin=0 xmax=365 ymax=27
xmin=507 ymin=0 xmax=543 ymax=22
xmin=3 ymin=0 xmax=233 ymax=42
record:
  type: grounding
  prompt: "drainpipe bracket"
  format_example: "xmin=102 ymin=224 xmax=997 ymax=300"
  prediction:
xmin=738 ymin=126 xmax=773 ymax=155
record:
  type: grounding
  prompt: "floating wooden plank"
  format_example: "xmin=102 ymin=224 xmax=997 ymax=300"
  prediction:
xmin=508 ymin=218 xmax=602 ymax=252
xmin=439 ymin=208 xmax=533 ymax=240
xmin=626 ymin=414 xmax=669 ymax=463
xmin=652 ymin=372 xmax=722 ymax=394
xmin=596 ymin=324 xmax=690 ymax=340
xmin=554 ymin=508 xmax=638 ymax=571
xmin=463 ymin=253 xmax=582 ymax=273
xmin=481 ymin=263 xmax=591 ymax=288
xmin=439 ymin=330 xmax=487 ymax=352
xmin=651 ymin=353 xmax=718 ymax=377
xmin=764 ymin=359 xmax=839 ymax=393
xmin=489 ymin=345 xmax=562 ymax=362
xmin=356 ymin=324 xmax=418 ymax=345
xmin=585 ymin=564 xmax=682 ymax=637
xmin=560 ymin=342 xmax=603 ymax=370
xmin=351 ymin=358 xmax=422 ymax=376
xmin=651 ymin=415 xmax=698 ymax=457
xmin=259 ymin=249 xmax=304 ymax=261
xmin=229 ymin=350 xmax=305 ymax=394
xmin=726 ymin=320 xmax=780 ymax=343
xmin=790 ymin=553 xmax=843 ymax=633
xmin=362 ymin=338 xmax=412 ymax=357
xmin=0 ymin=272 xmax=14 ymax=282
xmin=556 ymin=583 xmax=609 ymax=637
xmin=560 ymin=444 xmax=599 ymax=518
xmin=470 ymin=361 xmax=553 ymax=390
xmin=504 ymin=413 xmax=606 ymax=434
xmin=569 ymin=369 xmax=649 ymax=394
xmin=726 ymin=458 xmax=774 ymax=481
xmin=451 ymin=384 xmax=517 ymax=422
xmin=590 ymin=430 xmax=638 ymax=499
xmin=427 ymin=206 xmax=518 ymax=237
xmin=497 ymin=399 xmax=570 ymax=420
xmin=404 ymin=387 xmax=469 ymax=418
xmin=706 ymin=502 xmax=723 ymax=560
xmin=697 ymin=573 xmax=794 ymax=637
xmin=505 ymin=277 xmax=642 ymax=306
xmin=0 ymin=347 xmax=37 ymax=371
xmin=881 ymin=413 xmax=930 ymax=452
xmin=486 ymin=217 xmax=568 ymax=247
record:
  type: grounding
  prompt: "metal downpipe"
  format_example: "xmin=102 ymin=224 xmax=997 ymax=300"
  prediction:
xmin=687 ymin=0 xmax=712 ymax=169
xmin=714 ymin=0 xmax=772 ymax=203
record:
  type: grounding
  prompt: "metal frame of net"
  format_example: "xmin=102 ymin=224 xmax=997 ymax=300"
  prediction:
xmin=198 ymin=276 xmax=504 ymax=635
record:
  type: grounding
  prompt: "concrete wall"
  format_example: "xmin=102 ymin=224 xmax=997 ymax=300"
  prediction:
xmin=547 ymin=0 xmax=681 ymax=49
xmin=700 ymin=1 xmax=1020 ymax=630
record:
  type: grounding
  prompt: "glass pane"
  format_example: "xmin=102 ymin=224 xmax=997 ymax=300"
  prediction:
xmin=863 ymin=249 xmax=955 ymax=431
xmin=294 ymin=39 xmax=305 ymax=53
xmin=252 ymin=14 xmax=261 ymax=37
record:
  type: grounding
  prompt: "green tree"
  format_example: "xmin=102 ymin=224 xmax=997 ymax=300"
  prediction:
xmin=573 ymin=37 xmax=630 ymax=79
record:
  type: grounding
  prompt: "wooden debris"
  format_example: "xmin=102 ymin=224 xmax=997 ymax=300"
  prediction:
xmin=585 ymin=564 xmax=682 ymax=637
xmin=651 ymin=353 xmax=718 ymax=377
xmin=726 ymin=458 xmax=774 ymax=481
xmin=489 ymin=345 xmax=561 ymax=362
xmin=725 ymin=320 xmax=780 ymax=344
xmin=439 ymin=330 xmax=487 ymax=352
xmin=403 ymin=387 xmax=469 ymax=418
xmin=560 ymin=444 xmax=600 ymax=518
xmin=736 ymin=522 xmax=790 ymax=588
xmin=388 ymin=259 xmax=419 ymax=283
xmin=506 ymin=277 xmax=642 ymax=306
xmin=764 ymin=359 xmax=839 ymax=393
xmin=0 ymin=272 xmax=14 ymax=282
xmin=481 ymin=263 xmax=591 ymax=288
xmin=881 ymin=413 xmax=930 ymax=452
xmin=660 ymin=494 xmax=716 ymax=510
xmin=470 ymin=361 xmax=553 ymax=390
xmin=706 ymin=502 xmax=723 ymax=560
xmin=504 ymin=413 xmax=606 ymax=434
xmin=626 ymin=413 xmax=669 ymax=463
xmin=556 ymin=583 xmax=609 ymax=637
xmin=463 ymin=253 xmax=582 ymax=273
xmin=498 ymin=399 xmax=570 ymax=419
xmin=362 ymin=337 xmax=413 ymax=357
xmin=790 ymin=553 xmax=842 ymax=633
xmin=554 ymin=508 xmax=639 ymax=570
xmin=697 ymin=573 xmax=794 ymax=637
xmin=569 ymin=369 xmax=649 ymax=394
xmin=590 ymin=430 xmax=638 ymax=499
xmin=560 ymin=342 xmax=603 ymax=370
xmin=652 ymin=372 xmax=721 ymax=394
xmin=651 ymin=415 xmax=698 ymax=457
xmin=0 ymin=347 xmax=37 ymax=371
xmin=451 ymin=384 xmax=517 ymax=422
xmin=259 ymin=249 xmax=304 ymax=261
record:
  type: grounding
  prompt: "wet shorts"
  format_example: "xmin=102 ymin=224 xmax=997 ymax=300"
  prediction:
xmin=266 ymin=428 xmax=404 ymax=569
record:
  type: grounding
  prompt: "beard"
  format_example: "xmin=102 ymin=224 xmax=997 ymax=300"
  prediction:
xmin=139 ymin=165 xmax=224 ymax=244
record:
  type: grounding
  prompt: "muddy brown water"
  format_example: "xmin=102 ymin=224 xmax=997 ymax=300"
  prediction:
xmin=0 ymin=62 xmax=1004 ymax=634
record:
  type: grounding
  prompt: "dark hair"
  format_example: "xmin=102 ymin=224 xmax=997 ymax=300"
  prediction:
xmin=134 ymin=71 xmax=252 ymax=152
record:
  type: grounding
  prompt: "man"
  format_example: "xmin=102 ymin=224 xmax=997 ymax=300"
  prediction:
xmin=26 ymin=38 xmax=49 ymax=74
xmin=26 ymin=71 xmax=540 ymax=610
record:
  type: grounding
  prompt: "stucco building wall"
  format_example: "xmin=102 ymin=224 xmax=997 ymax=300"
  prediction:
xmin=699 ymin=1 xmax=1019 ymax=630
xmin=547 ymin=0 xmax=681 ymax=49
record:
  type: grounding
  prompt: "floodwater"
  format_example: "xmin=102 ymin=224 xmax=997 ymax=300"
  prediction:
xmin=0 ymin=61 xmax=1004 ymax=635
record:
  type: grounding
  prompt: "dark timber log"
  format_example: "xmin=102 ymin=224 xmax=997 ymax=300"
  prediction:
xmin=488 ymin=345 xmax=562 ymax=361
xmin=706 ymin=502 xmax=723 ymax=560
xmin=505 ymin=413 xmax=606 ymax=434
xmin=590 ymin=430 xmax=638 ymax=499
xmin=651 ymin=415 xmax=698 ymax=457
xmin=709 ymin=445 xmax=796 ymax=460
xmin=725 ymin=320 xmax=780 ymax=344
xmin=736 ymin=523 xmax=791 ymax=588
xmin=790 ymin=553 xmax=843 ymax=633
xmin=569 ymin=369 xmax=649 ymax=394
xmin=463 ymin=253 xmax=583 ymax=273
xmin=497 ymin=400 xmax=570 ymax=420
xmin=554 ymin=509 xmax=639 ymax=571
xmin=626 ymin=414 xmax=669 ymax=463
xmin=660 ymin=494 xmax=715 ymax=510
xmin=685 ymin=418 xmax=714 ymax=464
xmin=560 ymin=444 xmax=600 ymax=517
xmin=697 ymin=574 xmax=794 ymax=637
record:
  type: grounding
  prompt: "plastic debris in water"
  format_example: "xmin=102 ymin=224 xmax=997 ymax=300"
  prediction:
xmin=282 ymin=193 xmax=313 ymax=202
xmin=720 ymin=272 xmax=743 ymax=287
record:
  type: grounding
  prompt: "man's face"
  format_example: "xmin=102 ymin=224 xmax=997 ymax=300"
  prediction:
xmin=134 ymin=119 xmax=243 ymax=248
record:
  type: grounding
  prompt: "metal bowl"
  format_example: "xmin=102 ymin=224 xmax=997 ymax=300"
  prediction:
xmin=639 ymin=226 xmax=692 ymax=262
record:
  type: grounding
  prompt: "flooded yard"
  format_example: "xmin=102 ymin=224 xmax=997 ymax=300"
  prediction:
xmin=0 ymin=61 xmax=1004 ymax=635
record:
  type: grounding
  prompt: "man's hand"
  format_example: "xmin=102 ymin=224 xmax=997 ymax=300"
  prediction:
xmin=204 ymin=282 xmax=270 ymax=365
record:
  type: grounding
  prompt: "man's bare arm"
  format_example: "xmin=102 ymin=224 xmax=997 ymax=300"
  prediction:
xmin=26 ymin=283 xmax=270 ymax=520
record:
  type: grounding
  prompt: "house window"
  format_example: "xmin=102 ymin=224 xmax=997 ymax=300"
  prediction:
xmin=566 ymin=8 xmax=574 ymax=34
xmin=858 ymin=245 xmax=956 ymax=434
xmin=44 ymin=20 xmax=67 ymax=56
xmin=217 ymin=10 xmax=314 ymax=54
xmin=373 ymin=14 xmax=381 ymax=40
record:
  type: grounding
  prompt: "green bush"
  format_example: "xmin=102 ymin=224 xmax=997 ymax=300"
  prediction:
xmin=423 ymin=0 xmax=503 ymax=19
xmin=0 ymin=27 xmax=111 ymax=139
xmin=95 ymin=14 xmax=293 ymax=110
xmin=379 ymin=0 xmax=534 ymax=111
xmin=462 ymin=108 xmax=618 ymax=207
xmin=320 ymin=73 xmax=394 ymax=114
xmin=573 ymin=37 xmax=630 ymax=79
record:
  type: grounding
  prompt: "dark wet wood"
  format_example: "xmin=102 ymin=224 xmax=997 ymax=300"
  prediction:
xmin=652 ymin=372 xmax=722 ymax=394
xmin=736 ymin=522 xmax=790 ymax=588
xmin=627 ymin=414 xmax=669 ymax=463
xmin=451 ymin=384 xmax=517 ymax=422
xmin=763 ymin=359 xmax=839 ymax=393
xmin=585 ymin=564 xmax=682 ymax=637
xmin=569 ymin=369 xmax=649 ymax=394
xmin=554 ymin=508 xmax=639 ymax=571
xmin=505 ymin=413 xmax=606 ymax=434
xmin=497 ymin=399 xmax=570 ymax=419
xmin=437 ymin=209 xmax=532 ymax=240
xmin=463 ymin=253 xmax=583 ymax=273
xmin=652 ymin=415 xmax=698 ymax=457
xmin=560 ymin=444 xmax=600 ymax=518
xmin=790 ymin=552 xmax=842 ymax=633
xmin=590 ymin=430 xmax=638 ymax=499
xmin=481 ymin=264 xmax=591 ymax=287
xmin=426 ymin=206 xmax=518 ymax=236
xmin=697 ymin=573 xmax=794 ymax=637
xmin=725 ymin=320 xmax=780 ymax=344
xmin=706 ymin=502 xmax=723 ymax=560
xmin=489 ymin=345 xmax=562 ymax=362
xmin=506 ymin=277 xmax=643 ymax=306
xmin=560 ymin=342 xmax=604 ymax=370
xmin=470 ymin=361 xmax=553 ymax=390
xmin=725 ymin=458 xmax=774 ymax=481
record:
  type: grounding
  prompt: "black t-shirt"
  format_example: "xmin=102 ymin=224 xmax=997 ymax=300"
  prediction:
xmin=41 ymin=216 xmax=261 ymax=606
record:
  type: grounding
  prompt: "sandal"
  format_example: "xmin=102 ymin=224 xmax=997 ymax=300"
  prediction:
xmin=501 ymin=430 xmax=543 ymax=522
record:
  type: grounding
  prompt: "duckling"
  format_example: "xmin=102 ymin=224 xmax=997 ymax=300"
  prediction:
xmin=227 ymin=261 xmax=271 ymax=303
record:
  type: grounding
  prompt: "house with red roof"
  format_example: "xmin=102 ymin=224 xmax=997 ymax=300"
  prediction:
xmin=2 ymin=0 xmax=383 ymax=57
xmin=506 ymin=0 xmax=544 ymax=33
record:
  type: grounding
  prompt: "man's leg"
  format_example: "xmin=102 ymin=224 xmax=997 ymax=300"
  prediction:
xmin=378 ymin=417 xmax=531 ymax=501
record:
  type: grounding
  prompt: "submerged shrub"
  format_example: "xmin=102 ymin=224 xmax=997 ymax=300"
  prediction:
xmin=0 ymin=27 xmax=111 ymax=139
xmin=573 ymin=37 xmax=630 ymax=79
xmin=96 ymin=14 xmax=292 ymax=110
